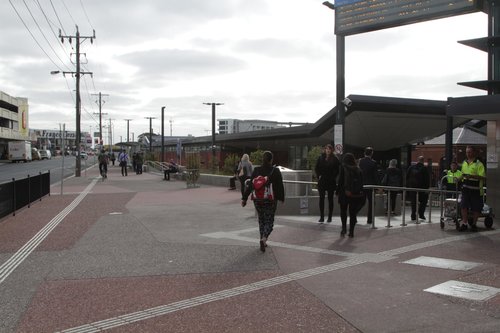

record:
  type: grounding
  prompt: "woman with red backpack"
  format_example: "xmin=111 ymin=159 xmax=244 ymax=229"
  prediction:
xmin=241 ymin=151 xmax=285 ymax=252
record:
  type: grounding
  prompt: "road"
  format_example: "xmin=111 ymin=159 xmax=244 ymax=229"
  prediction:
xmin=0 ymin=155 xmax=97 ymax=185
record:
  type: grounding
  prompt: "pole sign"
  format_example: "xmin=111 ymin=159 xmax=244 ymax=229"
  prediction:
xmin=334 ymin=124 xmax=343 ymax=154
xmin=335 ymin=0 xmax=479 ymax=36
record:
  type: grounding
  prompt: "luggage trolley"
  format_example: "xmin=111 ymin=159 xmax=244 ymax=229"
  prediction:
xmin=439 ymin=176 xmax=494 ymax=230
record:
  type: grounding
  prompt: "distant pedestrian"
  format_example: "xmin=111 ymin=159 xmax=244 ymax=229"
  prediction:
xmin=110 ymin=152 xmax=116 ymax=166
xmin=381 ymin=159 xmax=402 ymax=215
xmin=358 ymin=147 xmax=378 ymax=224
xmin=118 ymin=149 xmax=129 ymax=176
xmin=228 ymin=160 xmax=239 ymax=190
xmin=337 ymin=153 xmax=365 ymax=238
xmin=406 ymin=156 xmax=430 ymax=221
xmin=237 ymin=154 xmax=254 ymax=198
xmin=314 ymin=144 xmax=340 ymax=223
xmin=136 ymin=152 xmax=144 ymax=174
xmin=241 ymin=151 xmax=285 ymax=252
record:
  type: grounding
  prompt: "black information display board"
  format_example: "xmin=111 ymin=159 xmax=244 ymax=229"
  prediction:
xmin=335 ymin=0 xmax=480 ymax=36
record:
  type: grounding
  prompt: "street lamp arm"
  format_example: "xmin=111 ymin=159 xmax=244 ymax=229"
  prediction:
xmin=322 ymin=1 xmax=335 ymax=10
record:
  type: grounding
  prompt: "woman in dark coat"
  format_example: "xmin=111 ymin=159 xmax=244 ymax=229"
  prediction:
xmin=241 ymin=151 xmax=285 ymax=252
xmin=315 ymin=144 xmax=340 ymax=222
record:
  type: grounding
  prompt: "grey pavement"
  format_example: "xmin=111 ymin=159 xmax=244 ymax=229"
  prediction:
xmin=0 ymin=163 xmax=499 ymax=333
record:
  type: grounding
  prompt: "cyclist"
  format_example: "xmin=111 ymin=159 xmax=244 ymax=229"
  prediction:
xmin=98 ymin=149 xmax=109 ymax=178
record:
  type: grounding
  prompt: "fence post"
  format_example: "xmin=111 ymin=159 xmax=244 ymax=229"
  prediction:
xmin=401 ymin=189 xmax=407 ymax=226
xmin=28 ymin=174 xmax=31 ymax=208
xmin=39 ymin=172 xmax=42 ymax=201
xmin=12 ymin=178 xmax=16 ymax=216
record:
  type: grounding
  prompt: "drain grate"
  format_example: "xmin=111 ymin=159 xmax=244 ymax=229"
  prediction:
xmin=424 ymin=280 xmax=500 ymax=301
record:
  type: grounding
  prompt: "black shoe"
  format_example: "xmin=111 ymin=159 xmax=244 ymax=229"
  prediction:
xmin=259 ymin=239 xmax=266 ymax=252
xmin=348 ymin=233 xmax=354 ymax=238
xmin=470 ymin=224 xmax=478 ymax=232
xmin=340 ymin=230 xmax=346 ymax=237
xmin=366 ymin=220 xmax=372 ymax=224
xmin=318 ymin=218 xmax=324 ymax=223
xmin=419 ymin=215 xmax=426 ymax=220
xmin=459 ymin=224 xmax=468 ymax=232
xmin=327 ymin=217 xmax=332 ymax=223
xmin=411 ymin=215 xmax=417 ymax=221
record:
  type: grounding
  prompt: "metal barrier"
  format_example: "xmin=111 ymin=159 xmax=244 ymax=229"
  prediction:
xmin=281 ymin=179 xmax=456 ymax=229
xmin=0 ymin=171 xmax=51 ymax=218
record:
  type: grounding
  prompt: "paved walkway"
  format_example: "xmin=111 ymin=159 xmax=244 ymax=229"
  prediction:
xmin=0 ymin=164 xmax=499 ymax=332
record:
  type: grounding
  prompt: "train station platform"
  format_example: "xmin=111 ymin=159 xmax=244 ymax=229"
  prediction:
xmin=0 ymin=164 xmax=499 ymax=332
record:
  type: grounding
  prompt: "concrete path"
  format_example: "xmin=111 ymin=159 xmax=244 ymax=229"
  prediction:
xmin=0 ymin=164 xmax=499 ymax=332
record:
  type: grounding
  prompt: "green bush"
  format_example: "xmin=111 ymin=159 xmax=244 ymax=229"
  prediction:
xmin=308 ymin=146 xmax=323 ymax=178
xmin=250 ymin=149 xmax=264 ymax=166
xmin=223 ymin=154 xmax=240 ymax=175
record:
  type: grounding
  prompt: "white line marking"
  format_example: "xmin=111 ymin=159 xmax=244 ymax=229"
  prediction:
xmin=0 ymin=178 xmax=98 ymax=284
xmin=57 ymin=225 xmax=500 ymax=332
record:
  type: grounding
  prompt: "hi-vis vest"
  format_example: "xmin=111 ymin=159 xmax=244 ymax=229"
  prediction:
xmin=446 ymin=170 xmax=462 ymax=184
xmin=461 ymin=159 xmax=485 ymax=195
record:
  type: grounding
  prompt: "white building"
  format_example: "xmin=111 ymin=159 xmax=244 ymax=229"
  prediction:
xmin=0 ymin=91 xmax=29 ymax=158
xmin=218 ymin=119 xmax=306 ymax=134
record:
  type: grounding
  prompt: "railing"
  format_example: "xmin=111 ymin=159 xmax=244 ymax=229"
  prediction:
xmin=282 ymin=179 xmax=457 ymax=229
xmin=0 ymin=171 xmax=51 ymax=219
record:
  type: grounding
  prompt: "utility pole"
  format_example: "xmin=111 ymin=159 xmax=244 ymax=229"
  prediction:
xmin=57 ymin=26 xmax=95 ymax=177
xmin=145 ymin=117 xmax=156 ymax=153
xmin=124 ymin=119 xmax=132 ymax=143
xmin=203 ymin=102 xmax=223 ymax=172
xmin=108 ymin=118 xmax=114 ymax=153
xmin=92 ymin=92 xmax=109 ymax=148
xmin=161 ymin=107 xmax=165 ymax=164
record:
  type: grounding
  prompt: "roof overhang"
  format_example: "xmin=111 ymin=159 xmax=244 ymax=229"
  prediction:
xmin=448 ymin=95 xmax=500 ymax=121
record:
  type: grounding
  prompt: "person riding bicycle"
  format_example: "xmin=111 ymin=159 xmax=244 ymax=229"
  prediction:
xmin=98 ymin=149 xmax=109 ymax=178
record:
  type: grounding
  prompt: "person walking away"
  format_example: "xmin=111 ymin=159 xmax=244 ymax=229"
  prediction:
xmin=241 ymin=151 xmax=285 ymax=252
xmin=136 ymin=152 xmax=144 ymax=174
xmin=118 ymin=149 xmax=129 ymax=176
xmin=458 ymin=146 xmax=486 ymax=232
xmin=381 ymin=159 xmax=402 ymax=215
xmin=315 ymin=144 xmax=340 ymax=223
xmin=110 ymin=152 xmax=116 ymax=166
xmin=337 ymin=153 xmax=365 ymax=238
xmin=406 ymin=156 xmax=430 ymax=221
xmin=442 ymin=161 xmax=462 ymax=198
xmin=237 ymin=154 xmax=254 ymax=198
xmin=98 ymin=149 xmax=108 ymax=178
xmin=358 ymin=147 xmax=379 ymax=224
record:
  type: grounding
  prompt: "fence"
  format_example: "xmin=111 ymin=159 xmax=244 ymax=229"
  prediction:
xmin=0 ymin=171 xmax=51 ymax=219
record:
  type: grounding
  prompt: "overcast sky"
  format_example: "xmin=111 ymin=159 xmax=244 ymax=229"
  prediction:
xmin=1 ymin=0 xmax=488 ymax=143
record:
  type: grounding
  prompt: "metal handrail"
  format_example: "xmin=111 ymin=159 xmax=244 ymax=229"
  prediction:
xmin=281 ymin=179 xmax=459 ymax=229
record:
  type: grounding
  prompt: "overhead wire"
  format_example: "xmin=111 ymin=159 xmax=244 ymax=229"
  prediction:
xmin=8 ymin=0 xmax=62 ymax=71
xmin=21 ymin=0 xmax=70 ymax=70
xmin=33 ymin=0 xmax=73 ymax=71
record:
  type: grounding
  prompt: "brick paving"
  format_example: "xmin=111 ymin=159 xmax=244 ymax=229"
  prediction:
xmin=0 ymin=163 xmax=499 ymax=332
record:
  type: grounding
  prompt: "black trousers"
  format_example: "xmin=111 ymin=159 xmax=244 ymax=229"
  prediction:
xmin=364 ymin=189 xmax=374 ymax=223
xmin=409 ymin=191 xmax=428 ymax=219
xmin=318 ymin=188 xmax=334 ymax=219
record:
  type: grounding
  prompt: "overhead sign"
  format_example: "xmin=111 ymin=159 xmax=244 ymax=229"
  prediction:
xmin=335 ymin=0 xmax=479 ymax=36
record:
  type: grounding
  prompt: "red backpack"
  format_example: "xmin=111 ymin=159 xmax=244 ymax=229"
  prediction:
xmin=251 ymin=168 xmax=275 ymax=202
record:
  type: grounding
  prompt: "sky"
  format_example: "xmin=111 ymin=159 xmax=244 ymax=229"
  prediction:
xmin=0 ymin=0 xmax=488 ymax=144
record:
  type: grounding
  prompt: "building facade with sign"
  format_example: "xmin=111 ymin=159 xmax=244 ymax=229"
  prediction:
xmin=0 ymin=91 xmax=30 ymax=159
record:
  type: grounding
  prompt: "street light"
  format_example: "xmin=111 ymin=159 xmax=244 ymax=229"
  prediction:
xmin=203 ymin=102 xmax=223 ymax=171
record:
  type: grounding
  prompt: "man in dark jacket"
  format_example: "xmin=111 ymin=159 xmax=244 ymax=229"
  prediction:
xmin=406 ymin=156 xmax=430 ymax=221
xmin=358 ymin=147 xmax=378 ymax=224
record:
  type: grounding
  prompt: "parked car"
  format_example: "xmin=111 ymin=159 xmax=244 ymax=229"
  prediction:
xmin=79 ymin=151 xmax=88 ymax=159
xmin=39 ymin=150 xmax=52 ymax=160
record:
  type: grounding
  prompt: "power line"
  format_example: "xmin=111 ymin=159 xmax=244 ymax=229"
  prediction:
xmin=21 ymin=0 xmax=70 ymax=70
xmin=8 ymin=0 xmax=62 ymax=70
